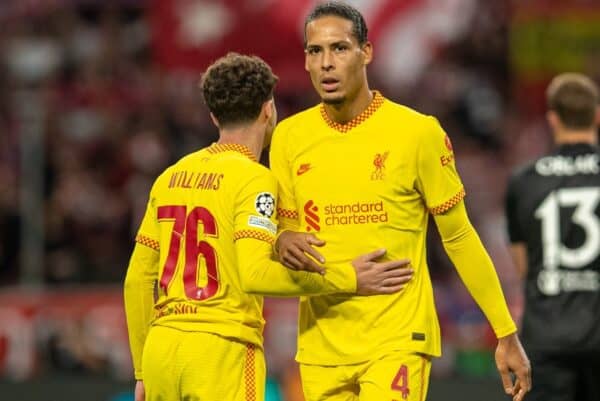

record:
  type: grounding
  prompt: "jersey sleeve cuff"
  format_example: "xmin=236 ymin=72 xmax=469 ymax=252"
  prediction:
xmin=493 ymin=321 xmax=518 ymax=339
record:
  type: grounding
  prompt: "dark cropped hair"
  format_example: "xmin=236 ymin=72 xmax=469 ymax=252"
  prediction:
xmin=304 ymin=1 xmax=368 ymax=47
xmin=200 ymin=52 xmax=278 ymax=127
xmin=547 ymin=73 xmax=599 ymax=130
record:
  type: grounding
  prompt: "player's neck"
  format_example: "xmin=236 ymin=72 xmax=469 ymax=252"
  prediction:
xmin=323 ymin=86 xmax=373 ymax=124
xmin=218 ymin=126 xmax=264 ymax=160
xmin=554 ymin=129 xmax=598 ymax=146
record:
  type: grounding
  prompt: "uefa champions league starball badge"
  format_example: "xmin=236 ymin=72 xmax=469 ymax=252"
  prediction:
xmin=255 ymin=192 xmax=275 ymax=218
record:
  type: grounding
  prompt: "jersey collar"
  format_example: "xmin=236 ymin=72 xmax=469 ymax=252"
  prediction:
xmin=320 ymin=91 xmax=385 ymax=133
xmin=556 ymin=143 xmax=598 ymax=155
xmin=206 ymin=143 xmax=258 ymax=162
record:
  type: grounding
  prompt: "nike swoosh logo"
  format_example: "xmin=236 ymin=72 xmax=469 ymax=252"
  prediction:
xmin=297 ymin=163 xmax=312 ymax=176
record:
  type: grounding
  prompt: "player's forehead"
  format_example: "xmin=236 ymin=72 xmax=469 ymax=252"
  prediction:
xmin=305 ymin=16 xmax=357 ymax=47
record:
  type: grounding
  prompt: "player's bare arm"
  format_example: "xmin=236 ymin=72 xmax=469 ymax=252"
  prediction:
xmin=509 ymin=243 xmax=528 ymax=280
xmin=134 ymin=380 xmax=145 ymax=401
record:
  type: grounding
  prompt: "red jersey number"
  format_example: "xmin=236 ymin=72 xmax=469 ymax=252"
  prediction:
xmin=157 ymin=205 xmax=219 ymax=300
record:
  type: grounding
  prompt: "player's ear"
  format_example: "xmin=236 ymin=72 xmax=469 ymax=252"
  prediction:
xmin=304 ymin=49 xmax=310 ymax=72
xmin=362 ymin=41 xmax=373 ymax=66
xmin=209 ymin=112 xmax=220 ymax=128
xmin=595 ymin=105 xmax=600 ymax=125
xmin=262 ymin=99 xmax=274 ymax=121
xmin=547 ymin=110 xmax=559 ymax=127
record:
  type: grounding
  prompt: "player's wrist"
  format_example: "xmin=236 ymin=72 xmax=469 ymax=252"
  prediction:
xmin=273 ymin=229 xmax=293 ymax=256
xmin=497 ymin=331 xmax=519 ymax=343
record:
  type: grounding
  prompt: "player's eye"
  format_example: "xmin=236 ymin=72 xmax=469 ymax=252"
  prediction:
xmin=306 ymin=47 xmax=321 ymax=55
xmin=334 ymin=45 xmax=348 ymax=53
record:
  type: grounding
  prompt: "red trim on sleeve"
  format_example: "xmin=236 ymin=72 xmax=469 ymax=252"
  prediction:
xmin=429 ymin=188 xmax=466 ymax=215
xmin=276 ymin=207 xmax=299 ymax=220
xmin=234 ymin=230 xmax=274 ymax=244
xmin=135 ymin=234 xmax=160 ymax=251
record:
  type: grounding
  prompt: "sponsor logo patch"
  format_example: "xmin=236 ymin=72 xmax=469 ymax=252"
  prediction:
xmin=248 ymin=215 xmax=277 ymax=235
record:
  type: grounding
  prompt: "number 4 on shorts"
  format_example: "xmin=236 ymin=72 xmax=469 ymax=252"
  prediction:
xmin=391 ymin=364 xmax=409 ymax=400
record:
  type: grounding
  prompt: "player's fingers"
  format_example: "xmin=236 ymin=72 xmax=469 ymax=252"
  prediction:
xmin=497 ymin=366 xmax=513 ymax=395
xmin=516 ymin=365 xmax=532 ymax=393
xmin=280 ymin=253 xmax=302 ymax=271
xmin=306 ymin=233 xmax=326 ymax=247
xmin=511 ymin=379 xmax=526 ymax=401
xmin=289 ymin=247 xmax=326 ymax=274
xmin=381 ymin=276 xmax=411 ymax=287
xmin=280 ymin=248 xmax=308 ymax=271
xmin=382 ymin=266 xmax=414 ymax=279
xmin=513 ymin=388 xmax=526 ymax=401
xmin=354 ymin=248 xmax=386 ymax=264
xmin=376 ymin=258 xmax=411 ymax=271
xmin=375 ymin=283 xmax=405 ymax=294
xmin=301 ymin=240 xmax=326 ymax=264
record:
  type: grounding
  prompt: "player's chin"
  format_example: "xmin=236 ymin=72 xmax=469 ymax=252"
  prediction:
xmin=321 ymin=92 xmax=345 ymax=105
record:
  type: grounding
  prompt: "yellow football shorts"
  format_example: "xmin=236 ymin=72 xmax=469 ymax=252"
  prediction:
xmin=142 ymin=325 xmax=265 ymax=401
xmin=300 ymin=351 xmax=431 ymax=401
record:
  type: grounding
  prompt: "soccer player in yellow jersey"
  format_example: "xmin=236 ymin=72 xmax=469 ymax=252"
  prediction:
xmin=124 ymin=53 xmax=414 ymax=401
xmin=270 ymin=2 xmax=532 ymax=401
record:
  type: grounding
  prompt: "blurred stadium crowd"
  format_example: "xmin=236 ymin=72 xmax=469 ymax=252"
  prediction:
xmin=0 ymin=0 xmax=598 ymax=399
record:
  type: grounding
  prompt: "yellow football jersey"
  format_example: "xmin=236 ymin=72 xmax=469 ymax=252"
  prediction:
xmin=135 ymin=143 xmax=277 ymax=347
xmin=270 ymin=92 xmax=465 ymax=364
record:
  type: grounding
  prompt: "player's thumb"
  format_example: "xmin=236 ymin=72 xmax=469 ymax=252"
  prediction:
xmin=359 ymin=248 xmax=386 ymax=262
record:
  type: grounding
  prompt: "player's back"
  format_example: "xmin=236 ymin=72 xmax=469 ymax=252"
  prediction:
xmin=145 ymin=143 xmax=269 ymax=347
xmin=506 ymin=143 xmax=600 ymax=352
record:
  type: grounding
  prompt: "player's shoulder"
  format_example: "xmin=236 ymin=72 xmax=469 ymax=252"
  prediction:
xmin=507 ymin=159 xmax=541 ymax=194
xmin=154 ymin=149 xmax=203 ymax=179
xmin=381 ymin=99 xmax=447 ymax=151
xmin=382 ymin=99 xmax=443 ymax=136
xmin=381 ymin=99 xmax=434 ymax=123
xmin=274 ymin=105 xmax=321 ymax=135
xmin=212 ymin=150 xmax=274 ymax=185
xmin=511 ymin=159 xmax=538 ymax=179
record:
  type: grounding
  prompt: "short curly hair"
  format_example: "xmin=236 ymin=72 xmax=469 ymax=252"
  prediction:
xmin=200 ymin=52 xmax=278 ymax=127
xmin=547 ymin=73 xmax=599 ymax=130
xmin=304 ymin=1 xmax=368 ymax=47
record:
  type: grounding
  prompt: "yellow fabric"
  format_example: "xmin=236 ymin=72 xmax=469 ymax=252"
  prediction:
xmin=124 ymin=243 xmax=159 ymax=380
xmin=270 ymin=92 xmax=514 ymax=365
xmin=124 ymin=144 xmax=357 ymax=380
xmin=300 ymin=351 xmax=431 ymax=401
xmin=141 ymin=326 xmax=265 ymax=401
xmin=434 ymin=201 xmax=517 ymax=337
xmin=236 ymin=237 xmax=356 ymax=296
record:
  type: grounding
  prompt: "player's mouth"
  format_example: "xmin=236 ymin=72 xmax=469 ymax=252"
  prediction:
xmin=321 ymin=77 xmax=340 ymax=92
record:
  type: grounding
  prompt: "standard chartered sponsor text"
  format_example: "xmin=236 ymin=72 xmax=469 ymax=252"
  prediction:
xmin=324 ymin=201 xmax=388 ymax=225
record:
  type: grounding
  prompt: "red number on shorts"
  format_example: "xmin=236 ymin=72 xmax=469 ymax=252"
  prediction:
xmin=158 ymin=205 xmax=219 ymax=300
xmin=391 ymin=364 xmax=410 ymax=400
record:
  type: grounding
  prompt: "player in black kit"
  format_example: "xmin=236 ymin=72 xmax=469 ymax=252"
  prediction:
xmin=505 ymin=73 xmax=600 ymax=401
